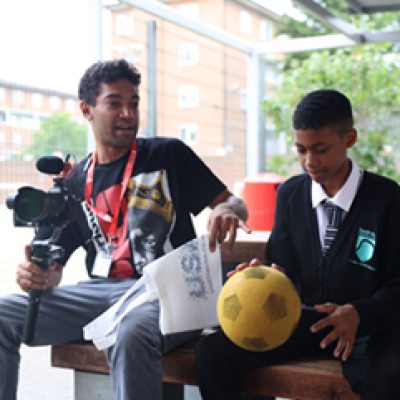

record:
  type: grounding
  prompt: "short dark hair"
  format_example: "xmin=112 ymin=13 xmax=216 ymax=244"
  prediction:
xmin=292 ymin=89 xmax=354 ymax=135
xmin=78 ymin=59 xmax=141 ymax=106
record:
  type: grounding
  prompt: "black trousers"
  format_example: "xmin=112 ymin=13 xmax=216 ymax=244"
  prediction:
xmin=195 ymin=307 xmax=400 ymax=400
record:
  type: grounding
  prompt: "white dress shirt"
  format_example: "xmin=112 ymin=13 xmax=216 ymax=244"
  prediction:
xmin=311 ymin=159 xmax=363 ymax=248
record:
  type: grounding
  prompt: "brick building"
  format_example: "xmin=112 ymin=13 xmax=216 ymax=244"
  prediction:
xmin=107 ymin=0 xmax=281 ymax=190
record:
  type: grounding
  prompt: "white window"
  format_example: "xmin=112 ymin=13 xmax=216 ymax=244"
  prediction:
xmin=178 ymin=85 xmax=199 ymax=108
xmin=180 ymin=123 xmax=198 ymax=144
xmin=50 ymin=96 xmax=61 ymax=111
xmin=9 ymin=112 xmax=38 ymax=129
xmin=65 ymin=99 xmax=75 ymax=113
xmin=0 ymin=110 xmax=6 ymax=124
xmin=116 ymin=13 xmax=134 ymax=36
xmin=12 ymin=90 xmax=24 ymax=105
xmin=240 ymin=89 xmax=247 ymax=111
xmin=179 ymin=43 xmax=199 ymax=66
xmin=260 ymin=20 xmax=272 ymax=42
xmin=31 ymin=93 xmax=43 ymax=108
xmin=0 ymin=132 xmax=5 ymax=145
xmin=127 ymin=43 xmax=145 ymax=64
xmin=13 ymin=133 xmax=22 ymax=148
xmin=0 ymin=87 xmax=5 ymax=102
xmin=178 ymin=4 xmax=199 ymax=19
xmin=240 ymin=11 xmax=252 ymax=35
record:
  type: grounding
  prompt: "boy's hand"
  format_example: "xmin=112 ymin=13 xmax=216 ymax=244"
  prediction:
xmin=227 ymin=259 xmax=283 ymax=278
xmin=310 ymin=303 xmax=360 ymax=361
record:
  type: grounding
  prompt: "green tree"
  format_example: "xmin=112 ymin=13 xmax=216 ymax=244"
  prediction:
xmin=263 ymin=45 xmax=400 ymax=181
xmin=26 ymin=112 xmax=87 ymax=160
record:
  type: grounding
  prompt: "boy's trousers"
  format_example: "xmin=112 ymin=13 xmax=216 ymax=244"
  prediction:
xmin=0 ymin=278 xmax=200 ymax=400
xmin=195 ymin=307 xmax=400 ymax=400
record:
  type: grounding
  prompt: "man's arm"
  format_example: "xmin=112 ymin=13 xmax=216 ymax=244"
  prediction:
xmin=207 ymin=189 xmax=251 ymax=253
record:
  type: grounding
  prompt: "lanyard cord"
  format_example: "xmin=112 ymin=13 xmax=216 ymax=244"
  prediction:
xmin=84 ymin=141 xmax=138 ymax=244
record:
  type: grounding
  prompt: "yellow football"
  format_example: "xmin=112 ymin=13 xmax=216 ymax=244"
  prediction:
xmin=217 ymin=265 xmax=301 ymax=352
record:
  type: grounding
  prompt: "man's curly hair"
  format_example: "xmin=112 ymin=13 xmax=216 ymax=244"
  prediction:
xmin=78 ymin=59 xmax=141 ymax=106
xmin=292 ymin=89 xmax=354 ymax=136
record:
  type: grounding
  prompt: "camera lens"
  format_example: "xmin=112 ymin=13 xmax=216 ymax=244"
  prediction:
xmin=17 ymin=188 xmax=45 ymax=220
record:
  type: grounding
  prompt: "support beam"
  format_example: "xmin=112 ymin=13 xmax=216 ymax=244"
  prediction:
xmin=255 ymin=34 xmax=357 ymax=55
xmin=147 ymin=20 xmax=157 ymax=137
xmin=246 ymin=51 xmax=262 ymax=176
xmin=111 ymin=0 xmax=253 ymax=54
xmin=292 ymin=0 xmax=364 ymax=43
xmin=363 ymin=29 xmax=400 ymax=43
xmin=362 ymin=4 xmax=400 ymax=13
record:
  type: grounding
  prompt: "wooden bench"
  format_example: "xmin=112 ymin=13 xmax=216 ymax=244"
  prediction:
xmin=51 ymin=239 xmax=359 ymax=400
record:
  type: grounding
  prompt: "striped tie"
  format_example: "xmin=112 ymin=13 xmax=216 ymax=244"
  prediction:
xmin=322 ymin=203 xmax=343 ymax=256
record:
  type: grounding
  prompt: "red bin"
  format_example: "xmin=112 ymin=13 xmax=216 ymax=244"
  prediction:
xmin=242 ymin=173 xmax=286 ymax=231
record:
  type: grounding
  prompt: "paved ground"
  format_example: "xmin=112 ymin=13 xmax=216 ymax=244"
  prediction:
xmin=18 ymin=345 xmax=73 ymax=400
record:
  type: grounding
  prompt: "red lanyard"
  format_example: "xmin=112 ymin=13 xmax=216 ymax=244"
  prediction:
xmin=84 ymin=142 xmax=138 ymax=244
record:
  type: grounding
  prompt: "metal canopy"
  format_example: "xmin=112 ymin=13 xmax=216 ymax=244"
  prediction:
xmin=254 ymin=0 xmax=400 ymax=54
xmin=292 ymin=0 xmax=400 ymax=45
xmin=342 ymin=0 xmax=400 ymax=14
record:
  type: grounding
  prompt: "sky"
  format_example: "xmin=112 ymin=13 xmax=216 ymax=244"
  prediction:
xmin=0 ymin=0 xmax=299 ymax=95
xmin=0 ymin=0 xmax=93 ymax=95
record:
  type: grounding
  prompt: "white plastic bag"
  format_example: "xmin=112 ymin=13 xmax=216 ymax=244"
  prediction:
xmin=83 ymin=234 xmax=222 ymax=350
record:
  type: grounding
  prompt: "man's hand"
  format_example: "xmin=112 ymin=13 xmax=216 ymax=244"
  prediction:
xmin=16 ymin=245 xmax=63 ymax=293
xmin=227 ymin=259 xmax=283 ymax=278
xmin=207 ymin=192 xmax=251 ymax=253
xmin=310 ymin=303 xmax=360 ymax=361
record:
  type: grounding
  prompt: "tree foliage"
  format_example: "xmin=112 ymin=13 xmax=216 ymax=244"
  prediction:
xmin=263 ymin=45 xmax=400 ymax=181
xmin=26 ymin=112 xmax=87 ymax=160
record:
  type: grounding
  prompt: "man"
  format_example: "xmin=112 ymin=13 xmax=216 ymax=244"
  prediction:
xmin=0 ymin=59 xmax=249 ymax=400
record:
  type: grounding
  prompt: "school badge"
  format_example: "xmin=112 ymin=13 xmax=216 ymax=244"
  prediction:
xmin=355 ymin=228 xmax=376 ymax=263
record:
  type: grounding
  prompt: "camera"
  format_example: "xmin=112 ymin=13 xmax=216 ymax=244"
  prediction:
xmin=6 ymin=155 xmax=76 ymax=228
xmin=7 ymin=154 xmax=79 ymax=344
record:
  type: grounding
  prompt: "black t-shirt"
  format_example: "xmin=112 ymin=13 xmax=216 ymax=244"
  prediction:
xmin=38 ymin=138 xmax=226 ymax=278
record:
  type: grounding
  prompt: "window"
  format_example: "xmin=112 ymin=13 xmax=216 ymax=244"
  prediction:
xmin=260 ymin=20 xmax=272 ymax=42
xmin=116 ymin=13 xmax=134 ymax=36
xmin=127 ymin=43 xmax=145 ymax=64
xmin=0 ymin=132 xmax=5 ymax=145
xmin=31 ymin=93 xmax=43 ymax=108
xmin=9 ymin=112 xmax=38 ymax=129
xmin=178 ymin=85 xmax=199 ymax=108
xmin=178 ymin=4 xmax=199 ymax=19
xmin=240 ymin=11 xmax=252 ymax=35
xmin=0 ymin=87 xmax=5 ymax=102
xmin=180 ymin=123 xmax=198 ymax=144
xmin=50 ymin=96 xmax=61 ymax=110
xmin=240 ymin=89 xmax=247 ymax=111
xmin=65 ymin=99 xmax=75 ymax=113
xmin=12 ymin=90 xmax=24 ymax=105
xmin=179 ymin=43 xmax=199 ymax=66
xmin=0 ymin=110 xmax=6 ymax=124
xmin=13 ymin=133 xmax=22 ymax=148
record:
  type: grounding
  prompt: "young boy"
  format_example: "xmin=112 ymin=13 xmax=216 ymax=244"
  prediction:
xmin=195 ymin=89 xmax=400 ymax=400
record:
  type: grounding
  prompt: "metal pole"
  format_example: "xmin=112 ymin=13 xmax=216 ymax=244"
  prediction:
xmin=147 ymin=20 xmax=157 ymax=137
xmin=86 ymin=0 xmax=104 ymax=154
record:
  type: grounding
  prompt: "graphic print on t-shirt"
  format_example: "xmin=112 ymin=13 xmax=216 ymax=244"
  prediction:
xmin=88 ymin=169 xmax=175 ymax=278
xmin=127 ymin=170 xmax=175 ymax=275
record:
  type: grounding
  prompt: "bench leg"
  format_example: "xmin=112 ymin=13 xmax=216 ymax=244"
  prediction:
xmin=74 ymin=371 xmax=113 ymax=400
xmin=74 ymin=372 xmax=199 ymax=400
xmin=241 ymin=394 xmax=275 ymax=400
